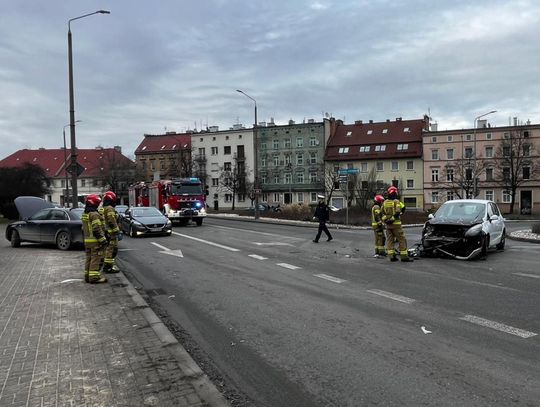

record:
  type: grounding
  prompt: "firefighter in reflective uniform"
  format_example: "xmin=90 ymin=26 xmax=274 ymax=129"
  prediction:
xmin=102 ymin=190 xmax=121 ymax=273
xmin=371 ymin=194 xmax=386 ymax=258
xmin=82 ymin=194 xmax=108 ymax=283
xmin=382 ymin=186 xmax=412 ymax=262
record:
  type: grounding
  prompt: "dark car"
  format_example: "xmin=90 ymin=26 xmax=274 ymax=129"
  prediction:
xmin=420 ymin=199 xmax=506 ymax=260
xmin=115 ymin=205 xmax=129 ymax=218
xmin=120 ymin=206 xmax=172 ymax=237
xmin=5 ymin=196 xmax=84 ymax=250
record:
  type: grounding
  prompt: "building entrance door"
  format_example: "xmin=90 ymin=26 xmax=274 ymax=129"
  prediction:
xmin=520 ymin=190 xmax=532 ymax=214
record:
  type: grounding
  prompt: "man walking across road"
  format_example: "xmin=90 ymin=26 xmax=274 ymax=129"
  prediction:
xmin=371 ymin=194 xmax=386 ymax=258
xmin=313 ymin=194 xmax=333 ymax=243
xmin=102 ymin=190 xmax=121 ymax=273
xmin=382 ymin=186 xmax=412 ymax=262
xmin=82 ymin=194 xmax=108 ymax=284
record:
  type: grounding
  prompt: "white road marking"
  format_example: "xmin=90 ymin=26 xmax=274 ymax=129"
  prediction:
xmin=118 ymin=248 xmax=135 ymax=251
xmin=277 ymin=263 xmax=301 ymax=270
xmin=508 ymin=245 xmax=540 ymax=250
xmin=253 ymin=242 xmax=293 ymax=246
xmin=248 ymin=254 xmax=268 ymax=260
xmin=151 ymin=241 xmax=184 ymax=257
xmin=210 ymin=224 xmax=304 ymax=240
xmin=514 ymin=273 xmax=540 ymax=279
xmin=367 ymin=289 xmax=416 ymax=304
xmin=460 ymin=315 xmax=537 ymax=338
xmin=314 ymin=274 xmax=346 ymax=284
xmin=172 ymin=231 xmax=240 ymax=252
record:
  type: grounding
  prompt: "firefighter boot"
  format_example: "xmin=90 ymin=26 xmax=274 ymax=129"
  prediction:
xmin=88 ymin=271 xmax=108 ymax=284
xmin=390 ymin=255 xmax=399 ymax=262
xmin=401 ymin=257 xmax=413 ymax=262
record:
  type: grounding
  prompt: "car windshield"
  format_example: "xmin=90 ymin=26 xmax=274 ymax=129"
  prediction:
xmin=435 ymin=202 xmax=485 ymax=222
xmin=116 ymin=205 xmax=128 ymax=213
xmin=69 ymin=208 xmax=83 ymax=220
xmin=131 ymin=207 xmax=163 ymax=217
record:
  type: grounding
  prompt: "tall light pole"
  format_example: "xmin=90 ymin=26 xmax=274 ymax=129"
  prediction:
xmin=68 ymin=10 xmax=110 ymax=208
xmin=472 ymin=110 xmax=497 ymax=198
xmin=63 ymin=120 xmax=81 ymax=206
xmin=236 ymin=89 xmax=260 ymax=219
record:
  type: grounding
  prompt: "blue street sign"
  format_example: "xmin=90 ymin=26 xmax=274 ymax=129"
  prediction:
xmin=338 ymin=169 xmax=359 ymax=175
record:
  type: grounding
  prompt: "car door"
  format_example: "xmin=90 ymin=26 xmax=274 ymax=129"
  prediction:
xmin=488 ymin=203 xmax=503 ymax=244
xmin=39 ymin=209 xmax=69 ymax=243
xmin=22 ymin=209 xmax=51 ymax=242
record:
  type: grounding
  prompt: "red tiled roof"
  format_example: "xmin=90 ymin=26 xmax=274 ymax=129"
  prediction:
xmin=0 ymin=148 xmax=134 ymax=178
xmin=135 ymin=133 xmax=192 ymax=155
xmin=325 ymin=118 xmax=427 ymax=161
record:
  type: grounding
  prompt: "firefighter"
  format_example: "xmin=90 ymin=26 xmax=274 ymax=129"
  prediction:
xmin=371 ymin=194 xmax=386 ymax=258
xmin=82 ymin=194 xmax=108 ymax=283
xmin=102 ymin=190 xmax=121 ymax=273
xmin=382 ymin=186 xmax=412 ymax=262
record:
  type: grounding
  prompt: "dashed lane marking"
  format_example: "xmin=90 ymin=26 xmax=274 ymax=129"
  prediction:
xmin=253 ymin=242 xmax=294 ymax=246
xmin=248 ymin=254 xmax=268 ymax=260
xmin=460 ymin=315 xmax=537 ymax=338
xmin=151 ymin=242 xmax=170 ymax=251
xmin=314 ymin=274 xmax=346 ymax=284
xmin=172 ymin=231 xmax=240 ymax=252
xmin=367 ymin=289 xmax=416 ymax=304
xmin=277 ymin=263 xmax=301 ymax=270
xmin=514 ymin=273 xmax=540 ymax=279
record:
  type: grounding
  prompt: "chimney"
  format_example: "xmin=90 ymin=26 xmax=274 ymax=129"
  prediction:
xmin=114 ymin=145 xmax=122 ymax=153
xmin=386 ymin=119 xmax=390 ymax=122
xmin=289 ymin=119 xmax=295 ymax=125
xmin=354 ymin=120 xmax=363 ymax=125
xmin=396 ymin=117 xmax=402 ymax=121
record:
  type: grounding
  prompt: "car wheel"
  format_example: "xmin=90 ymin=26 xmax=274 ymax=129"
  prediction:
xmin=496 ymin=230 xmax=506 ymax=250
xmin=130 ymin=226 xmax=137 ymax=238
xmin=195 ymin=218 xmax=203 ymax=226
xmin=479 ymin=234 xmax=488 ymax=260
xmin=10 ymin=230 xmax=21 ymax=248
xmin=56 ymin=231 xmax=71 ymax=250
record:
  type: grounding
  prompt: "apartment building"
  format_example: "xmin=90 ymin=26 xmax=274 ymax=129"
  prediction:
xmin=423 ymin=119 xmax=540 ymax=214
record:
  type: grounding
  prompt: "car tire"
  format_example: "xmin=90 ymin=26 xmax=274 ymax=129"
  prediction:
xmin=56 ymin=231 xmax=71 ymax=251
xmin=479 ymin=234 xmax=488 ymax=260
xmin=496 ymin=231 xmax=506 ymax=250
xmin=195 ymin=218 xmax=203 ymax=226
xmin=10 ymin=230 xmax=21 ymax=248
xmin=130 ymin=226 xmax=137 ymax=238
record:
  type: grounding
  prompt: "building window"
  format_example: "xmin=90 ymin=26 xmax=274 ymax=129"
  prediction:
xmin=284 ymin=139 xmax=291 ymax=148
xmin=406 ymin=161 xmax=414 ymax=170
xmin=465 ymin=168 xmax=473 ymax=180
xmin=523 ymin=144 xmax=531 ymax=156
xmin=346 ymin=131 xmax=352 ymax=137
xmin=446 ymin=149 xmax=454 ymax=160
xmin=296 ymin=137 xmax=304 ymax=147
xmin=503 ymin=167 xmax=510 ymax=181
xmin=431 ymin=136 xmax=437 ymax=143
xmin=261 ymin=175 xmax=267 ymax=184
xmin=432 ymin=169 xmax=439 ymax=182
xmin=273 ymin=193 xmax=280 ymax=202
xmin=486 ymin=133 xmax=492 ymax=140
xmin=446 ymin=168 xmax=454 ymax=182
xmin=397 ymin=144 xmax=408 ymax=151
xmin=407 ymin=179 xmax=414 ymax=188
xmin=81 ymin=179 xmax=86 ymax=187
xmin=374 ymin=145 xmax=386 ymax=152
xmin=297 ymin=192 xmax=304 ymax=202
xmin=404 ymin=127 xmax=410 ymax=133
xmin=367 ymin=130 xmax=373 ymax=135
xmin=485 ymin=146 xmax=493 ymax=158
xmin=224 ymin=194 xmax=232 ymax=202
xmin=311 ymin=192 xmax=318 ymax=202
xmin=376 ymin=162 xmax=384 ymax=171
xmin=391 ymin=161 xmax=399 ymax=171
xmin=211 ymin=146 xmax=218 ymax=155
xmin=224 ymin=162 xmax=231 ymax=171
xmin=296 ymin=173 xmax=304 ymax=183
xmin=485 ymin=190 xmax=494 ymax=201
xmin=523 ymin=166 xmax=530 ymax=180
xmin=309 ymin=152 xmax=316 ymax=164
xmin=297 ymin=154 xmax=304 ymax=165
xmin=224 ymin=146 xmax=231 ymax=155
xmin=273 ymin=139 xmax=279 ymax=149
xmin=261 ymin=141 xmax=267 ymax=149
xmin=285 ymin=173 xmax=292 ymax=184
xmin=431 ymin=192 xmax=439 ymax=203
xmin=310 ymin=172 xmax=317 ymax=183
xmin=502 ymin=190 xmax=511 ymax=203
xmin=261 ymin=156 xmax=267 ymax=167
xmin=503 ymin=132 xmax=510 ymax=139
xmin=359 ymin=146 xmax=370 ymax=152
xmin=273 ymin=155 xmax=279 ymax=166
xmin=338 ymin=147 xmax=349 ymax=153
xmin=464 ymin=147 xmax=473 ymax=158
xmin=466 ymin=134 xmax=472 ymax=141
xmin=382 ymin=129 xmax=388 ymax=134
xmin=503 ymin=146 xmax=511 ymax=157
xmin=485 ymin=168 xmax=494 ymax=181
xmin=431 ymin=149 xmax=439 ymax=160
xmin=447 ymin=135 xmax=453 ymax=142
xmin=309 ymin=137 xmax=317 ymax=146
xmin=274 ymin=175 xmax=280 ymax=184
xmin=447 ymin=191 xmax=454 ymax=201
xmin=211 ymin=178 xmax=219 ymax=186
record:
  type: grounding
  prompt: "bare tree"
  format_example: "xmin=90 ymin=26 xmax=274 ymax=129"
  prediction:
xmin=324 ymin=165 xmax=341 ymax=204
xmin=166 ymin=146 xmax=193 ymax=179
xmin=494 ymin=128 xmax=539 ymax=214
xmin=440 ymin=156 xmax=487 ymax=200
xmin=96 ymin=150 xmax=136 ymax=202
xmin=217 ymin=157 xmax=249 ymax=210
xmin=350 ymin=167 xmax=380 ymax=210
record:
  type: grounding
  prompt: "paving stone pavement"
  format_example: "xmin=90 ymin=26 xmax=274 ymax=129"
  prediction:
xmin=0 ymin=240 xmax=230 ymax=407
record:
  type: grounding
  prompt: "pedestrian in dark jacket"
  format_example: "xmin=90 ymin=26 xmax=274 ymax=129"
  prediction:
xmin=313 ymin=194 xmax=333 ymax=242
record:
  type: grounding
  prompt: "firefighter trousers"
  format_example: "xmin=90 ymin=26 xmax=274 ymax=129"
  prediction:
xmin=373 ymin=226 xmax=386 ymax=255
xmin=85 ymin=242 xmax=105 ymax=281
xmin=103 ymin=236 xmax=119 ymax=272
xmin=385 ymin=224 xmax=409 ymax=258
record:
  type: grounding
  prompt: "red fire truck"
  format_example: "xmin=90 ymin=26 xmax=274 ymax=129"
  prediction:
xmin=128 ymin=182 xmax=150 ymax=207
xmin=148 ymin=178 xmax=207 ymax=226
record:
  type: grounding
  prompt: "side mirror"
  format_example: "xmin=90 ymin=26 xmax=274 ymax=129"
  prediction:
xmin=428 ymin=214 xmax=434 ymax=220
xmin=489 ymin=214 xmax=499 ymax=221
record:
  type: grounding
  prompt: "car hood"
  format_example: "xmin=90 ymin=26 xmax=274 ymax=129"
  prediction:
xmin=14 ymin=196 xmax=54 ymax=219
xmin=427 ymin=217 xmax=480 ymax=227
xmin=134 ymin=216 xmax=168 ymax=225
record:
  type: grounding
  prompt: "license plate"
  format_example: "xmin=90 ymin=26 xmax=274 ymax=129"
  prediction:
xmin=151 ymin=228 xmax=162 ymax=232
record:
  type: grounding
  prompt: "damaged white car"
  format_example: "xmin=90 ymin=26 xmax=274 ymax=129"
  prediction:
xmin=420 ymin=199 xmax=506 ymax=260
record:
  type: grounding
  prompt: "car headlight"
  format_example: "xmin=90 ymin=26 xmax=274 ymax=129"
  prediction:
xmin=166 ymin=220 xmax=172 ymax=226
xmin=199 ymin=207 xmax=206 ymax=214
xmin=423 ymin=223 xmax=434 ymax=235
xmin=464 ymin=224 xmax=483 ymax=237
xmin=132 ymin=220 xmax=143 ymax=227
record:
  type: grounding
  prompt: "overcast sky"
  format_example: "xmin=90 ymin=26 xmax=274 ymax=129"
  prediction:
xmin=1 ymin=0 xmax=539 ymax=160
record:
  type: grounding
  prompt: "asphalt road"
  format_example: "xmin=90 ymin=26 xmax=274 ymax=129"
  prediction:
xmin=119 ymin=218 xmax=540 ymax=407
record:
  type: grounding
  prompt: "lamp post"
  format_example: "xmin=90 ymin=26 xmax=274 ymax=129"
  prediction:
xmin=472 ymin=110 xmax=497 ymax=198
xmin=236 ymin=89 xmax=260 ymax=219
xmin=68 ymin=10 xmax=110 ymax=208
xmin=287 ymin=162 xmax=292 ymax=203
xmin=63 ymin=120 xmax=81 ymax=206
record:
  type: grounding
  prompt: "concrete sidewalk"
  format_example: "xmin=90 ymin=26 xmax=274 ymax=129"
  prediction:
xmin=0 ymin=240 xmax=230 ymax=407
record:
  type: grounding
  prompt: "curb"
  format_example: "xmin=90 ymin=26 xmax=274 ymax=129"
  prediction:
xmin=507 ymin=232 xmax=540 ymax=244
xmin=117 ymin=272 xmax=231 ymax=407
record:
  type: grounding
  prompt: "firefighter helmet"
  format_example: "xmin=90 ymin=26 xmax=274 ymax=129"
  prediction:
xmin=103 ymin=191 xmax=117 ymax=202
xmin=85 ymin=194 xmax=102 ymax=207
xmin=387 ymin=186 xmax=399 ymax=196
xmin=374 ymin=195 xmax=384 ymax=205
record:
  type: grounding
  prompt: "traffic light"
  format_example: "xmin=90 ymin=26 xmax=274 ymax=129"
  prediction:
xmin=204 ymin=185 xmax=209 ymax=196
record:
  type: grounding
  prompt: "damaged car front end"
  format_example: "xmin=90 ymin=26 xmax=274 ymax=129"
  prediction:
xmin=420 ymin=200 xmax=505 ymax=260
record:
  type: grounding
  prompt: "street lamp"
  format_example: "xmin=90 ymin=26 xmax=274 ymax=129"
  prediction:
xmin=68 ymin=10 xmax=110 ymax=208
xmin=236 ymin=89 xmax=260 ymax=219
xmin=63 ymin=120 xmax=81 ymax=206
xmin=472 ymin=110 xmax=497 ymax=198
